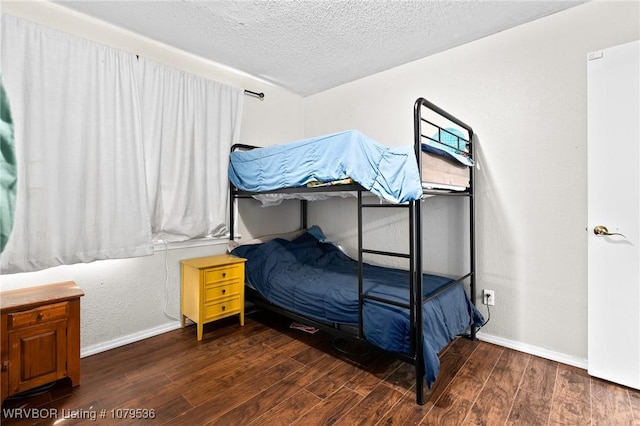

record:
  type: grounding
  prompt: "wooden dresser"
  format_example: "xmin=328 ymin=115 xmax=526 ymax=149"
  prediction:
xmin=180 ymin=254 xmax=247 ymax=341
xmin=1 ymin=281 xmax=84 ymax=403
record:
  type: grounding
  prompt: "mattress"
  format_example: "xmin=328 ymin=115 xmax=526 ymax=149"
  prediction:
xmin=229 ymin=129 xmax=473 ymax=208
xmin=230 ymin=226 xmax=483 ymax=387
xmin=228 ymin=130 xmax=423 ymax=204
xmin=421 ymin=127 xmax=472 ymax=190
xmin=421 ymin=151 xmax=470 ymax=190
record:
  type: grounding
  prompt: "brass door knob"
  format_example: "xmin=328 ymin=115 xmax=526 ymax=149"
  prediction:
xmin=593 ymin=225 xmax=626 ymax=238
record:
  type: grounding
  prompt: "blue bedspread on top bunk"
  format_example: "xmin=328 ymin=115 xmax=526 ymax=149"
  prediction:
xmin=228 ymin=130 xmax=423 ymax=204
xmin=231 ymin=227 xmax=484 ymax=387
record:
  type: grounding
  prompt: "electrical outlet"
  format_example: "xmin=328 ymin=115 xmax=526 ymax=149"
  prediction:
xmin=483 ymin=289 xmax=495 ymax=306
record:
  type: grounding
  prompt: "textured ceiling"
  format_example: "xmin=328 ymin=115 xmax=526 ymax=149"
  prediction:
xmin=53 ymin=0 xmax=585 ymax=96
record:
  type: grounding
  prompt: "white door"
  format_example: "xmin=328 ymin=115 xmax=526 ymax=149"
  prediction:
xmin=587 ymin=39 xmax=640 ymax=390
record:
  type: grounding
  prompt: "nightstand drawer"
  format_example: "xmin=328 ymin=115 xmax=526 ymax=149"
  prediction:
xmin=204 ymin=265 xmax=243 ymax=284
xmin=205 ymin=281 xmax=242 ymax=302
xmin=7 ymin=302 xmax=69 ymax=329
xmin=204 ymin=297 xmax=242 ymax=321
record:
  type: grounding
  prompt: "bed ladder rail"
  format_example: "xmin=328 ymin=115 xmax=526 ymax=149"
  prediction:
xmin=356 ymin=191 xmax=420 ymax=352
xmin=361 ymin=248 xmax=410 ymax=259
xmin=360 ymin=294 xmax=411 ymax=310
xmin=358 ymin=246 xmax=413 ymax=309
xmin=357 ymin=190 xmax=425 ymax=404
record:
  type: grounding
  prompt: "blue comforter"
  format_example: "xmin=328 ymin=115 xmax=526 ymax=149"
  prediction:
xmin=231 ymin=227 xmax=483 ymax=387
xmin=228 ymin=130 xmax=423 ymax=204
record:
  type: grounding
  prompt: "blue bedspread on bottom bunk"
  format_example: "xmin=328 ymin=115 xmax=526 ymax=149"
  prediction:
xmin=231 ymin=227 xmax=484 ymax=387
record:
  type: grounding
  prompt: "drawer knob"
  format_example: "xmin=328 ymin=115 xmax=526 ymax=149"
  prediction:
xmin=221 ymin=305 xmax=226 ymax=311
xmin=222 ymin=272 xmax=226 ymax=278
xmin=36 ymin=313 xmax=43 ymax=321
xmin=222 ymin=289 xmax=226 ymax=294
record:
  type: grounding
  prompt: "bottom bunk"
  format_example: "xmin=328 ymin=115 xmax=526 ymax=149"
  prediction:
xmin=229 ymin=226 xmax=484 ymax=402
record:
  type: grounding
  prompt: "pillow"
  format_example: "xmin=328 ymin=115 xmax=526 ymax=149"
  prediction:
xmin=306 ymin=225 xmax=329 ymax=242
xmin=422 ymin=127 xmax=474 ymax=167
xmin=227 ymin=228 xmax=306 ymax=253
xmin=434 ymin=128 xmax=467 ymax=154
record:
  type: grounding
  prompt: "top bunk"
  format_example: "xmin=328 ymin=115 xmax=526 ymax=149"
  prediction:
xmin=228 ymin=97 xmax=474 ymax=203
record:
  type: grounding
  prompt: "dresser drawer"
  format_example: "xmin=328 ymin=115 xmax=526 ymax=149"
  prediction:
xmin=7 ymin=302 xmax=69 ymax=329
xmin=205 ymin=281 xmax=242 ymax=302
xmin=204 ymin=265 xmax=243 ymax=284
xmin=204 ymin=297 xmax=242 ymax=321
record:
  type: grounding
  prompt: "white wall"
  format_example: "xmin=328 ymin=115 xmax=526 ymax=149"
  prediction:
xmin=0 ymin=1 xmax=304 ymax=355
xmin=303 ymin=0 xmax=639 ymax=365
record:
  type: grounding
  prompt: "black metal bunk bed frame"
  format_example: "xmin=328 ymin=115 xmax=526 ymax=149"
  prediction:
xmin=228 ymin=98 xmax=476 ymax=405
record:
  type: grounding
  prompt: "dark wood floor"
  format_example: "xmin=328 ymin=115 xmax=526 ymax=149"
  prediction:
xmin=2 ymin=311 xmax=639 ymax=425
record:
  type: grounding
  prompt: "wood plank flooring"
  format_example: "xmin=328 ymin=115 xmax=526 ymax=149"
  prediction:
xmin=2 ymin=310 xmax=639 ymax=425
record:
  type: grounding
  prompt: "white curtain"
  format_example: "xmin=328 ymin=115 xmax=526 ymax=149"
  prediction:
xmin=0 ymin=15 xmax=153 ymax=273
xmin=139 ymin=59 xmax=243 ymax=242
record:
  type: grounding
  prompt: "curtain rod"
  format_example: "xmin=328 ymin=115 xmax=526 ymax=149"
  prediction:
xmin=244 ymin=90 xmax=265 ymax=100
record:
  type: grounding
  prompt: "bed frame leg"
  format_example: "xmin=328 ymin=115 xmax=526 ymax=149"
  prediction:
xmin=416 ymin=364 xmax=426 ymax=405
xmin=417 ymin=383 xmax=425 ymax=405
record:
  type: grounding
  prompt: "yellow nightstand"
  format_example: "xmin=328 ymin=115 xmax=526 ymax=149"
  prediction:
xmin=180 ymin=254 xmax=247 ymax=341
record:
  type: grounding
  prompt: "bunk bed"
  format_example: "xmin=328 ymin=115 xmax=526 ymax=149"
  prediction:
xmin=227 ymin=98 xmax=482 ymax=405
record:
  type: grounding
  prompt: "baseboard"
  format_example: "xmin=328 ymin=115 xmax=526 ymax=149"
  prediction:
xmin=80 ymin=321 xmax=182 ymax=358
xmin=477 ymin=332 xmax=588 ymax=370
xmin=79 ymin=322 xmax=588 ymax=371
